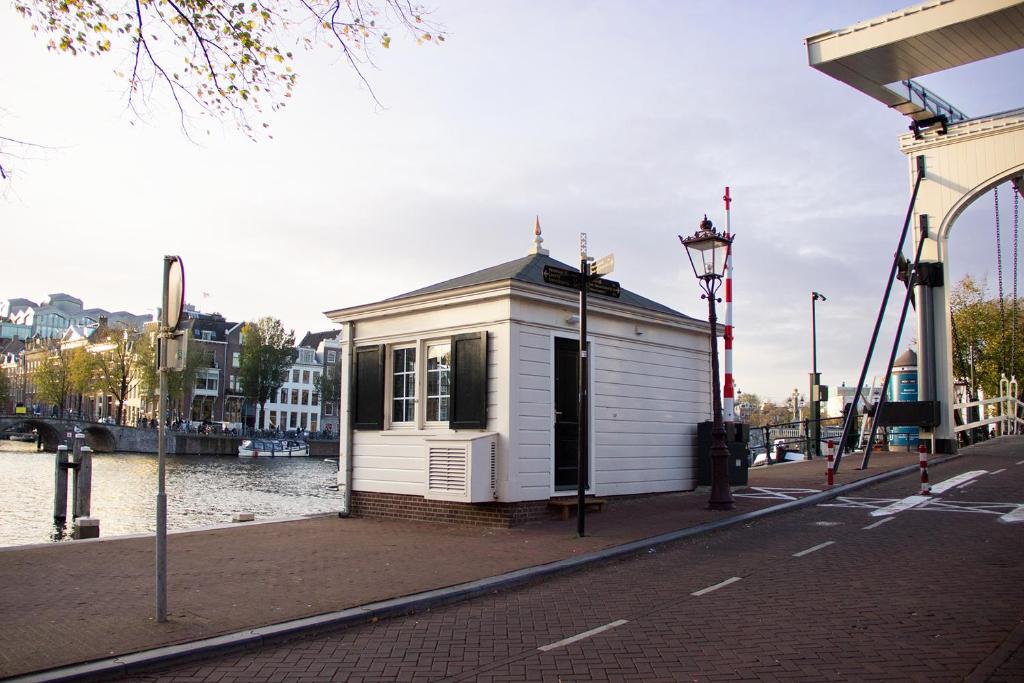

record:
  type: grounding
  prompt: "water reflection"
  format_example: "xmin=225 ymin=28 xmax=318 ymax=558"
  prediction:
xmin=0 ymin=441 xmax=342 ymax=547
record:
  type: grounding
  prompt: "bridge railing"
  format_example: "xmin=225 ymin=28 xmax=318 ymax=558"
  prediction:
xmin=954 ymin=393 xmax=1024 ymax=437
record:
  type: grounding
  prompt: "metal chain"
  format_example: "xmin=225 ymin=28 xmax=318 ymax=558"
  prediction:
xmin=1013 ymin=184 xmax=1019 ymax=383
xmin=995 ymin=186 xmax=1006 ymax=378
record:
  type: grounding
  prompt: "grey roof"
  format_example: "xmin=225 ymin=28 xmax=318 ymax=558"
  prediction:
xmin=894 ymin=348 xmax=918 ymax=368
xmin=387 ymin=253 xmax=693 ymax=320
xmin=300 ymin=329 xmax=340 ymax=349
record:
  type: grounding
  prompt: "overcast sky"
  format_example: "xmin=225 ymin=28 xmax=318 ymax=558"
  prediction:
xmin=1 ymin=1 xmax=1022 ymax=402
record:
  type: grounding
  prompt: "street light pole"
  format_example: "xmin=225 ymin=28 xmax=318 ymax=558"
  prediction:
xmin=680 ymin=215 xmax=734 ymax=511
xmin=810 ymin=292 xmax=827 ymax=458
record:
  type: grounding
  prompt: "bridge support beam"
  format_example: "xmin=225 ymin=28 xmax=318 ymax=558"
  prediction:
xmin=901 ymin=110 xmax=1024 ymax=452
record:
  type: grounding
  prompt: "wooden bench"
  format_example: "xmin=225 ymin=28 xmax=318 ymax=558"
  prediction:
xmin=548 ymin=498 xmax=608 ymax=521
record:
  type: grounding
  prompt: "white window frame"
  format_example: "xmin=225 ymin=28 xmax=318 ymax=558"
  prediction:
xmin=389 ymin=344 xmax=417 ymax=426
xmin=424 ymin=341 xmax=451 ymax=425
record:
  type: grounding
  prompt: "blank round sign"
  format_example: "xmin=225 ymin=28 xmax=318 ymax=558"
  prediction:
xmin=165 ymin=256 xmax=185 ymax=331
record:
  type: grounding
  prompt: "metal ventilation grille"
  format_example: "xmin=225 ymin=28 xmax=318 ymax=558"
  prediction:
xmin=489 ymin=440 xmax=497 ymax=491
xmin=427 ymin=446 xmax=468 ymax=493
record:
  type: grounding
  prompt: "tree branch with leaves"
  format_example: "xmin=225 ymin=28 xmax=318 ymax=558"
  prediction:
xmin=5 ymin=0 xmax=444 ymax=177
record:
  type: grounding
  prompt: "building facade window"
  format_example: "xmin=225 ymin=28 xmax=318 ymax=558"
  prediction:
xmin=426 ymin=343 xmax=451 ymax=422
xmin=280 ymin=388 xmax=288 ymax=403
xmin=392 ymin=347 xmax=416 ymax=423
xmin=301 ymin=389 xmax=309 ymax=405
xmin=327 ymin=351 xmax=337 ymax=364
xmin=291 ymin=389 xmax=299 ymax=405
xmin=302 ymin=370 xmax=310 ymax=384
xmin=290 ymin=412 xmax=297 ymax=428
xmin=300 ymin=412 xmax=308 ymax=429
xmin=292 ymin=369 xmax=300 ymax=383
xmin=311 ymin=392 xmax=319 ymax=406
xmin=310 ymin=415 xmax=318 ymax=433
xmin=324 ymin=402 xmax=334 ymax=417
xmin=312 ymin=370 xmax=321 ymax=385
xmin=269 ymin=410 xmax=277 ymax=427
xmin=232 ymin=352 xmax=240 ymax=368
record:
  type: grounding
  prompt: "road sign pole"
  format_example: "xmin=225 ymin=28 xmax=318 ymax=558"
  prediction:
xmin=156 ymin=259 xmax=169 ymax=623
xmin=578 ymin=249 xmax=589 ymax=538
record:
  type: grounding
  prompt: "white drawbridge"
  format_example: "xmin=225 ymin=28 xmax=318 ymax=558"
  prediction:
xmin=807 ymin=0 xmax=1024 ymax=453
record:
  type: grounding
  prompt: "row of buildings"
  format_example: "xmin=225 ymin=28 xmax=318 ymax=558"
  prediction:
xmin=1 ymin=295 xmax=343 ymax=435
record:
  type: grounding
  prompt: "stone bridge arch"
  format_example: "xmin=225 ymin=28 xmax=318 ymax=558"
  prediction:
xmin=0 ymin=416 xmax=118 ymax=452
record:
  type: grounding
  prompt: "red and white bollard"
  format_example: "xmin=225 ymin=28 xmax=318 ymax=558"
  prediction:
xmin=826 ymin=439 xmax=835 ymax=487
xmin=918 ymin=442 xmax=931 ymax=495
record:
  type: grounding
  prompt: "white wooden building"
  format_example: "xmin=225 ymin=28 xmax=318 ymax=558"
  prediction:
xmin=326 ymin=226 xmax=714 ymax=525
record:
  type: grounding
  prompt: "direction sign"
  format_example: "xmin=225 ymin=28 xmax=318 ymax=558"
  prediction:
xmin=592 ymin=253 xmax=615 ymax=277
xmin=589 ymin=277 xmax=621 ymax=298
xmin=543 ymin=265 xmax=581 ymax=290
xmin=543 ymin=265 xmax=621 ymax=298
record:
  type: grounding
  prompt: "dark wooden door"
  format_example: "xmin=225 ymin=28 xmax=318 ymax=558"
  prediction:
xmin=553 ymin=337 xmax=579 ymax=490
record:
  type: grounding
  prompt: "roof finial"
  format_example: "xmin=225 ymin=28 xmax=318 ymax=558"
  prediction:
xmin=529 ymin=215 xmax=549 ymax=256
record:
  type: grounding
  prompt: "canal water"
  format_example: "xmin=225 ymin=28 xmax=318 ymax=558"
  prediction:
xmin=0 ymin=441 xmax=343 ymax=548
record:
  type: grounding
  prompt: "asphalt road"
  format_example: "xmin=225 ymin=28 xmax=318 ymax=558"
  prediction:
xmin=132 ymin=445 xmax=1024 ymax=682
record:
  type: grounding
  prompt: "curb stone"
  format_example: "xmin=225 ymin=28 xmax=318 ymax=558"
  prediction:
xmin=11 ymin=452 xmax=961 ymax=683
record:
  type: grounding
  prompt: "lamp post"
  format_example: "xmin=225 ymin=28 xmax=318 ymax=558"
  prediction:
xmin=680 ymin=215 xmax=734 ymax=510
xmin=810 ymin=291 xmax=827 ymax=457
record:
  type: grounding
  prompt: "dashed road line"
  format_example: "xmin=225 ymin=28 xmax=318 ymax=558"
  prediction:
xmin=999 ymin=505 xmax=1024 ymax=524
xmin=537 ymin=619 xmax=629 ymax=652
xmin=793 ymin=541 xmax=835 ymax=557
xmin=931 ymin=471 xmax=988 ymax=494
xmin=990 ymin=468 xmax=1006 ymax=475
xmin=871 ymin=495 xmax=932 ymax=517
xmin=691 ymin=577 xmax=742 ymax=596
xmin=863 ymin=518 xmax=894 ymax=530
xmin=1016 ymin=459 xmax=1024 ymax=465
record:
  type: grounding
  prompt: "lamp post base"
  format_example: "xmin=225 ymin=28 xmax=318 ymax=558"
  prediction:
xmin=707 ymin=436 xmax=735 ymax=511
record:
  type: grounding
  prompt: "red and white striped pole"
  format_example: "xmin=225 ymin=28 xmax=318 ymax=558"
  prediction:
xmin=918 ymin=442 xmax=931 ymax=495
xmin=826 ymin=439 xmax=835 ymax=486
xmin=722 ymin=186 xmax=735 ymax=422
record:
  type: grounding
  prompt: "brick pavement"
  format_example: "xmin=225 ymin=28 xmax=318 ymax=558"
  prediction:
xmin=0 ymin=446 xmax=929 ymax=678
xmin=126 ymin=437 xmax=1024 ymax=682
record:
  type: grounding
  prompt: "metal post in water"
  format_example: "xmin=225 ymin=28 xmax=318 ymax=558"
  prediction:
xmin=54 ymin=445 xmax=69 ymax=522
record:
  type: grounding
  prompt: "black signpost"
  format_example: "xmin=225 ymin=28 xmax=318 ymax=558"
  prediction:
xmin=542 ymin=252 xmax=618 ymax=537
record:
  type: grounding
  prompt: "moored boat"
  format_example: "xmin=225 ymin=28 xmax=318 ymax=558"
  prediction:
xmin=238 ymin=439 xmax=309 ymax=457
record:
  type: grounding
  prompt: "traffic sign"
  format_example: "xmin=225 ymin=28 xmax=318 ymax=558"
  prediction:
xmin=589 ymin=277 xmax=621 ymax=298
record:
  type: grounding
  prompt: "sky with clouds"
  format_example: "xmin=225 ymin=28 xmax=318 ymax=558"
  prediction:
xmin=1 ymin=1 xmax=1022 ymax=402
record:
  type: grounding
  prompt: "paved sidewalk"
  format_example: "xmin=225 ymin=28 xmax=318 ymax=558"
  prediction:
xmin=0 ymin=447 xmax=926 ymax=678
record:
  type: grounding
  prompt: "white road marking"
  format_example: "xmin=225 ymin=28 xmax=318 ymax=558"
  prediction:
xmin=931 ymin=471 xmax=988 ymax=494
xmin=958 ymin=480 xmax=978 ymax=489
xmin=871 ymin=495 xmax=932 ymax=517
xmin=793 ymin=541 xmax=835 ymax=557
xmin=863 ymin=518 xmax=894 ymax=530
xmin=537 ymin=619 xmax=629 ymax=652
xmin=1016 ymin=460 xmax=1024 ymax=465
xmin=734 ymin=487 xmax=821 ymax=501
xmin=989 ymin=468 xmax=1006 ymax=475
xmin=999 ymin=505 xmax=1024 ymax=524
xmin=691 ymin=577 xmax=742 ymax=596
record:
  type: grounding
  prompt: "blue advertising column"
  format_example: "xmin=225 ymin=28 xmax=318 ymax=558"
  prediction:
xmin=889 ymin=348 xmax=919 ymax=448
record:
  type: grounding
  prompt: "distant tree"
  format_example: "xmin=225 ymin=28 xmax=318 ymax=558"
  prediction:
xmin=739 ymin=393 xmax=796 ymax=427
xmin=951 ymin=275 xmax=1023 ymax=398
xmin=0 ymin=366 xmax=13 ymax=411
xmin=34 ymin=350 xmax=71 ymax=413
xmin=313 ymin=362 xmax=341 ymax=407
xmin=92 ymin=323 xmax=149 ymax=425
xmin=239 ymin=317 xmax=295 ymax=428
xmin=168 ymin=343 xmax=212 ymax=420
xmin=67 ymin=346 xmax=98 ymax=418
xmin=4 ymin=0 xmax=444 ymax=181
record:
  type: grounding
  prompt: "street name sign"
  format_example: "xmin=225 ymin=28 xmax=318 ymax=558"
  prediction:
xmin=592 ymin=253 xmax=615 ymax=277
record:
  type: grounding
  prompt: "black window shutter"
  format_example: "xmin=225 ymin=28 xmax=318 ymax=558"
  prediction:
xmin=352 ymin=345 xmax=384 ymax=430
xmin=449 ymin=332 xmax=488 ymax=430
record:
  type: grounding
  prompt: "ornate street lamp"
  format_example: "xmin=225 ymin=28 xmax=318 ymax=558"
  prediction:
xmin=680 ymin=215 xmax=734 ymax=510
